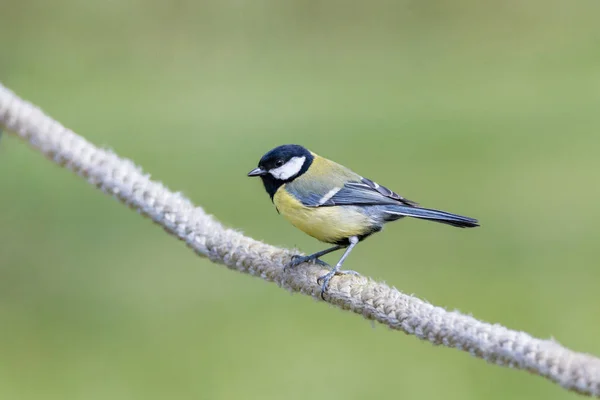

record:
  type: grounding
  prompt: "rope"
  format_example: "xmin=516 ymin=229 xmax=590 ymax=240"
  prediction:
xmin=1 ymin=82 xmax=599 ymax=397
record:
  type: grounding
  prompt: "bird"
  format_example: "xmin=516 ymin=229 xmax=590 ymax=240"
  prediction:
xmin=248 ymin=144 xmax=479 ymax=298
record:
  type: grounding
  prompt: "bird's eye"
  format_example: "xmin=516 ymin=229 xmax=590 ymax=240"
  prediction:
xmin=275 ymin=160 xmax=284 ymax=167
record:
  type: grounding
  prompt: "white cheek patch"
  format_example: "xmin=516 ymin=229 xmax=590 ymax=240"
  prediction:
xmin=269 ymin=156 xmax=306 ymax=180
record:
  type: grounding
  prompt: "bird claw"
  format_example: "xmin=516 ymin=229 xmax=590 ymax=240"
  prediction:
xmin=313 ymin=259 xmax=330 ymax=267
xmin=285 ymin=255 xmax=330 ymax=272
xmin=317 ymin=269 xmax=360 ymax=299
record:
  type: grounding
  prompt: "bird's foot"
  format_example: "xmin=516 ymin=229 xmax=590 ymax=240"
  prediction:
xmin=285 ymin=255 xmax=330 ymax=272
xmin=316 ymin=269 xmax=360 ymax=300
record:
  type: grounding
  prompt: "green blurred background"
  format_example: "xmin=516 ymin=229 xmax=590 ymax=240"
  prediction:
xmin=2 ymin=1 xmax=600 ymax=399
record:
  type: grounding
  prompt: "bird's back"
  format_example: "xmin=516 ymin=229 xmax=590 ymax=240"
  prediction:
xmin=291 ymin=153 xmax=360 ymax=193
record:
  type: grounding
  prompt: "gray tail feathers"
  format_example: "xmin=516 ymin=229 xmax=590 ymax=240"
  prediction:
xmin=383 ymin=205 xmax=479 ymax=228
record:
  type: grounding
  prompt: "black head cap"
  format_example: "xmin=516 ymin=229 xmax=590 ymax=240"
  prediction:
xmin=258 ymin=145 xmax=312 ymax=171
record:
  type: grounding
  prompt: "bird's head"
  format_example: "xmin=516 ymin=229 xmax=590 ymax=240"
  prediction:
xmin=248 ymin=144 xmax=314 ymax=182
xmin=248 ymin=144 xmax=314 ymax=198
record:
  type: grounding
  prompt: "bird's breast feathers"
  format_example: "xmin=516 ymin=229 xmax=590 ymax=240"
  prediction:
xmin=273 ymin=184 xmax=373 ymax=244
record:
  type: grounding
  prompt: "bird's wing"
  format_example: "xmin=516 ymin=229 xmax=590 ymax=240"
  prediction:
xmin=302 ymin=177 xmax=419 ymax=208
xmin=284 ymin=155 xmax=418 ymax=208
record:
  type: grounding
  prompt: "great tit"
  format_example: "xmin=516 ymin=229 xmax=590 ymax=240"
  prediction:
xmin=248 ymin=144 xmax=479 ymax=298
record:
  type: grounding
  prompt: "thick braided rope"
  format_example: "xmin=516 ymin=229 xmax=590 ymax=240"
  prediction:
xmin=1 ymin=83 xmax=599 ymax=397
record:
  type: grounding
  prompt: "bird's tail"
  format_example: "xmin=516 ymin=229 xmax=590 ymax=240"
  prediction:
xmin=382 ymin=205 xmax=479 ymax=228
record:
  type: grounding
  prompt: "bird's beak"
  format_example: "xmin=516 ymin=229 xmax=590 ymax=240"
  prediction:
xmin=247 ymin=167 xmax=267 ymax=177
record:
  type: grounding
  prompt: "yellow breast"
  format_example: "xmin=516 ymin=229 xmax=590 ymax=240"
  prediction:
xmin=273 ymin=185 xmax=372 ymax=244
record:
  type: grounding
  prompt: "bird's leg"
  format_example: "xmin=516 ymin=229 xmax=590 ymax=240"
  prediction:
xmin=317 ymin=236 xmax=360 ymax=299
xmin=286 ymin=245 xmax=343 ymax=270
